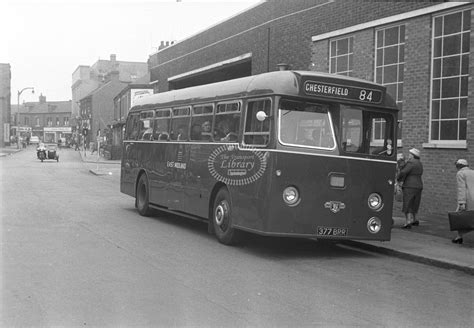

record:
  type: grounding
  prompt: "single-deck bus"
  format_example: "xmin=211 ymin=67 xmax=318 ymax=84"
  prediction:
xmin=121 ymin=70 xmax=398 ymax=245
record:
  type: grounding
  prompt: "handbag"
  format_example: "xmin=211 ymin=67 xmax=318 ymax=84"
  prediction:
xmin=448 ymin=210 xmax=474 ymax=231
xmin=394 ymin=182 xmax=403 ymax=202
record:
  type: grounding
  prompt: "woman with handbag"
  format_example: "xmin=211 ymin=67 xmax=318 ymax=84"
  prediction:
xmin=397 ymin=148 xmax=423 ymax=229
xmin=452 ymin=159 xmax=474 ymax=244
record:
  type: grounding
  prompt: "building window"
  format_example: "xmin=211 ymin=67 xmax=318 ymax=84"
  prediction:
xmin=330 ymin=36 xmax=353 ymax=76
xmin=56 ymin=117 xmax=60 ymax=126
xmin=35 ymin=117 xmax=40 ymax=127
xmin=24 ymin=117 xmax=29 ymax=126
xmin=375 ymin=24 xmax=405 ymax=141
xmin=64 ymin=117 xmax=69 ymax=126
xmin=47 ymin=117 xmax=52 ymax=126
xmin=431 ymin=9 xmax=470 ymax=141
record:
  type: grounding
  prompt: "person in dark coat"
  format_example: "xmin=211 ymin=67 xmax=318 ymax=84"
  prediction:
xmin=397 ymin=148 xmax=423 ymax=229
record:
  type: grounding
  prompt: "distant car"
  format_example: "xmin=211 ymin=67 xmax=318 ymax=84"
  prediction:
xmin=30 ymin=136 xmax=40 ymax=144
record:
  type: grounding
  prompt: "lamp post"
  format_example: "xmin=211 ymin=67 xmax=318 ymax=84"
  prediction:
xmin=17 ymin=87 xmax=34 ymax=149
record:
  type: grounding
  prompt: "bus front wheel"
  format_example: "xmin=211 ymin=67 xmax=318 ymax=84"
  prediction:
xmin=213 ymin=188 xmax=240 ymax=245
xmin=136 ymin=174 xmax=152 ymax=216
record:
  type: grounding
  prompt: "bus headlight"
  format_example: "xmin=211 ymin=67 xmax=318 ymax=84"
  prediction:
xmin=368 ymin=193 xmax=383 ymax=211
xmin=283 ymin=186 xmax=300 ymax=206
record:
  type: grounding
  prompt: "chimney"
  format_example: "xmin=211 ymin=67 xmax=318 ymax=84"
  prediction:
xmin=39 ymin=94 xmax=46 ymax=103
xmin=110 ymin=54 xmax=116 ymax=62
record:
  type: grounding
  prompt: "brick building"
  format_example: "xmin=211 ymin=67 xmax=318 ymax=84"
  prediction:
xmin=147 ymin=0 xmax=473 ymax=215
xmin=0 ymin=63 xmax=11 ymax=147
xmin=110 ymin=73 xmax=153 ymax=159
xmin=78 ymin=71 xmax=128 ymax=149
xmin=72 ymin=54 xmax=148 ymax=127
xmin=19 ymin=94 xmax=72 ymax=143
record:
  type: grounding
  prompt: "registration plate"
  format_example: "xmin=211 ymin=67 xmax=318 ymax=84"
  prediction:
xmin=316 ymin=226 xmax=348 ymax=237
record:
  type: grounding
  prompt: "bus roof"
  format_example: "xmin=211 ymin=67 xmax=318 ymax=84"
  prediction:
xmin=131 ymin=70 xmax=397 ymax=111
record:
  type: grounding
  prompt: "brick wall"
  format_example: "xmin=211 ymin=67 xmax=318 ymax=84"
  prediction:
xmin=150 ymin=0 xmax=434 ymax=92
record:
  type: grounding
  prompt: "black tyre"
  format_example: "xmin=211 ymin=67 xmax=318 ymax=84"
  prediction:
xmin=212 ymin=188 xmax=240 ymax=245
xmin=136 ymin=174 xmax=153 ymax=216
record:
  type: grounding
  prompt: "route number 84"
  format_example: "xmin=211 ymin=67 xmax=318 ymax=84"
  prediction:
xmin=359 ymin=90 xmax=373 ymax=102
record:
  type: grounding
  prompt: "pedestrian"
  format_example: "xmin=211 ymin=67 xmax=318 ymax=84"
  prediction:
xmin=394 ymin=153 xmax=406 ymax=202
xmin=75 ymin=135 xmax=80 ymax=151
xmin=396 ymin=148 xmax=423 ymax=229
xmin=451 ymin=159 xmax=474 ymax=244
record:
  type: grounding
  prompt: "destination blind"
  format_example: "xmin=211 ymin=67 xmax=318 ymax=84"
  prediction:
xmin=303 ymin=80 xmax=383 ymax=104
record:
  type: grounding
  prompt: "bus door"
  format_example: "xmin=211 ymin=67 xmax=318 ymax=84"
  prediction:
xmin=148 ymin=109 xmax=171 ymax=208
xmin=165 ymin=107 xmax=190 ymax=211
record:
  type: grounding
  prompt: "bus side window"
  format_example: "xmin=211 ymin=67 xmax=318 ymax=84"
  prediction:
xmin=370 ymin=114 xmax=394 ymax=156
xmin=126 ymin=114 xmax=140 ymax=140
xmin=154 ymin=109 xmax=171 ymax=141
xmin=244 ymin=99 xmax=271 ymax=146
xmin=138 ymin=119 xmax=153 ymax=140
xmin=190 ymin=104 xmax=214 ymax=141
xmin=215 ymin=102 xmax=241 ymax=142
xmin=170 ymin=107 xmax=190 ymax=141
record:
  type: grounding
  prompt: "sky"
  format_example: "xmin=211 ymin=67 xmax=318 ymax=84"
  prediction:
xmin=0 ymin=0 xmax=261 ymax=104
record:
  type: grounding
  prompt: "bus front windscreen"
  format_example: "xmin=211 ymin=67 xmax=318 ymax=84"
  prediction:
xmin=278 ymin=99 xmax=396 ymax=158
xmin=278 ymin=99 xmax=335 ymax=149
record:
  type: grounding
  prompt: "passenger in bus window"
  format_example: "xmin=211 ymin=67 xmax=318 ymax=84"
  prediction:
xmin=190 ymin=124 xmax=202 ymax=140
xmin=216 ymin=118 xmax=237 ymax=142
xmin=201 ymin=120 xmax=213 ymax=141
xmin=177 ymin=125 xmax=188 ymax=141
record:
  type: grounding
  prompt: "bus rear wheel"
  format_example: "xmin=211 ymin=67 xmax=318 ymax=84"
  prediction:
xmin=213 ymin=188 xmax=240 ymax=245
xmin=136 ymin=174 xmax=152 ymax=216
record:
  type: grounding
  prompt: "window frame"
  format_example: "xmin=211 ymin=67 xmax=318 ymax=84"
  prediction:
xmin=190 ymin=103 xmax=215 ymax=141
xmin=374 ymin=24 xmax=405 ymax=147
xmin=329 ymin=36 xmax=354 ymax=76
xmin=428 ymin=8 xmax=470 ymax=147
xmin=153 ymin=108 xmax=171 ymax=141
xmin=170 ymin=106 xmax=191 ymax=141
xmin=215 ymin=100 xmax=242 ymax=143
xmin=243 ymin=97 xmax=272 ymax=147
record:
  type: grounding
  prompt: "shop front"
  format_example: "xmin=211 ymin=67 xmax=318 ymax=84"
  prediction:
xmin=43 ymin=126 xmax=72 ymax=146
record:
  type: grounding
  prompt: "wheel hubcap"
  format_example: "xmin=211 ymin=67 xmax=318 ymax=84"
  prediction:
xmin=215 ymin=201 xmax=229 ymax=230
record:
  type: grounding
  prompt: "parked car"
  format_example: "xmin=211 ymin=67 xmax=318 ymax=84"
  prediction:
xmin=30 ymin=136 xmax=40 ymax=144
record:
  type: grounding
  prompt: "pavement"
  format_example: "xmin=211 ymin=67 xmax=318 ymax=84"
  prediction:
xmin=2 ymin=145 xmax=473 ymax=275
